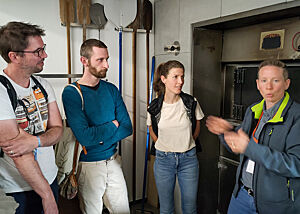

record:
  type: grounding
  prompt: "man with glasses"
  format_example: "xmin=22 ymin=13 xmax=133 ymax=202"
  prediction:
xmin=0 ymin=22 xmax=63 ymax=214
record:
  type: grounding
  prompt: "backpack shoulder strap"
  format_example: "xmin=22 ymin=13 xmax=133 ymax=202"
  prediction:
xmin=31 ymin=75 xmax=48 ymax=103
xmin=0 ymin=75 xmax=17 ymax=157
xmin=65 ymin=82 xmax=84 ymax=111
xmin=0 ymin=75 xmax=18 ymax=111
xmin=63 ymin=82 xmax=87 ymax=155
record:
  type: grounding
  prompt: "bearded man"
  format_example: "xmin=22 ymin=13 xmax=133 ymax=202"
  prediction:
xmin=62 ymin=39 xmax=132 ymax=214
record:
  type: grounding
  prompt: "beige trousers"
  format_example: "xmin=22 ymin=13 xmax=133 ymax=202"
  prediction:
xmin=77 ymin=155 xmax=130 ymax=214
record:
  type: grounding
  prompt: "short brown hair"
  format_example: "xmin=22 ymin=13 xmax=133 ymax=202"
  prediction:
xmin=258 ymin=59 xmax=288 ymax=80
xmin=0 ymin=22 xmax=45 ymax=63
xmin=153 ymin=60 xmax=185 ymax=96
xmin=80 ymin=39 xmax=107 ymax=60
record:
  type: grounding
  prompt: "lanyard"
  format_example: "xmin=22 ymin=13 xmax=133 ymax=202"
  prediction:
xmin=252 ymin=112 xmax=263 ymax=144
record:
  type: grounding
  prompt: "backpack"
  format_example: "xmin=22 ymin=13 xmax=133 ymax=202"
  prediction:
xmin=55 ymin=82 xmax=87 ymax=186
xmin=0 ymin=75 xmax=48 ymax=157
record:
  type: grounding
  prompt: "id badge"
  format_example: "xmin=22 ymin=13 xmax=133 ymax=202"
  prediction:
xmin=246 ymin=160 xmax=255 ymax=174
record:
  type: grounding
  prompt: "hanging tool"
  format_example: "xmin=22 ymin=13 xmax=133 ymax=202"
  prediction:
xmin=103 ymin=0 xmax=136 ymax=157
xmin=143 ymin=0 xmax=152 ymax=106
xmin=89 ymin=3 xmax=107 ymax=39
xmin=118 ymin=28 xmax=123 ymax=94
xmin=103 ymin=0 xmax=136 ymax=29
xmin=77 ymin=0 xmax=91 ymax=42
xmin=136 ymin=2 xmax=153 ymax=211
xmin=126 ymin=0 xmax=143 ymax=203
xmin=117 ymin=27 xmax=123 ymax=158
xmin=136 ymin=56 xmax=155 ymax=214
xmin=59 ymin=0 xmax=75 ymax=84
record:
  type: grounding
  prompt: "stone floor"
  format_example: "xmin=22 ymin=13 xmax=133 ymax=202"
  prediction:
xmin=130 ymin=201 xmax=159 ymax=214
xmin=58 ymin=195 xmax=159 ymax=214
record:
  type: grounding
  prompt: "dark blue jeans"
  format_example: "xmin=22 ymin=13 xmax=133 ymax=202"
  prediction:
xmin=7 ymin=178 xmax=58 ymax=214
xmin=154 ymin=148 xmax=199 ymax=214
xmin=227 ymin=186 xmax=258 ymax=214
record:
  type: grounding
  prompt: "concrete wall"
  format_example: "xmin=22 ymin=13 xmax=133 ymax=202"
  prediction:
xmin=0 ymin=0 xmax=154 ymax=202
xmin=154 ymin=0 xmax=291 ymax=94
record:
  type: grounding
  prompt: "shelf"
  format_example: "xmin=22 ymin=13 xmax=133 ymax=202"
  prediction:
xmin=34 ymin=74 xmax=82 ymax=78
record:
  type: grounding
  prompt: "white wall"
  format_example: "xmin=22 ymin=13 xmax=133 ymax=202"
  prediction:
xmin=0 ymin=0 xmax=154 ymax=201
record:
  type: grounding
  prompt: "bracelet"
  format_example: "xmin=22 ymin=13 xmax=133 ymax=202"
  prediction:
xmin=36 ymin=136 xmax=41 ymax=148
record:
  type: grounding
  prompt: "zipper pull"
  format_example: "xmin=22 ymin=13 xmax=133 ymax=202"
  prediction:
xmin=269 ymin=128 xmax=273 ymax=136
xmin=287 ymin=179 xmax=291 ymax=199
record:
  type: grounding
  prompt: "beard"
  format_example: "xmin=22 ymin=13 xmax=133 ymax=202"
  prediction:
xmin=88 ymin=64 xmax=107 ymax=78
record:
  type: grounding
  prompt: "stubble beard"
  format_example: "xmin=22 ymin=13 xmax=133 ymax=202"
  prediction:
xmin=33 ymin=65 xmax=43 ymax=73
xmin=20 ymin=64 xmax=43 ymax=74
xmin=20 ymin=59 xmax=44 ymax=74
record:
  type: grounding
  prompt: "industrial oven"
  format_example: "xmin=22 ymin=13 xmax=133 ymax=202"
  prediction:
xmin=192 ymin=5 xmax=300 ymax=214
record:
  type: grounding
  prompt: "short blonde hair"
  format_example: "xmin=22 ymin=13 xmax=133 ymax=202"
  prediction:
xmin=258 ymin=59 xmax=288 ymax=80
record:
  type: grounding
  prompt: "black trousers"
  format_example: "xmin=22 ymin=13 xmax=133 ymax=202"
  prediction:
xmin=7 ymin=178 xmax=58 ymax=214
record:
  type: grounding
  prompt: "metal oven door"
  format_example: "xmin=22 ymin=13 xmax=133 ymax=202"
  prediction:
xmin=217 ymin=156 xmax=239 ymax=214
xmin=223 ymin=64 xmax=300 ymax=121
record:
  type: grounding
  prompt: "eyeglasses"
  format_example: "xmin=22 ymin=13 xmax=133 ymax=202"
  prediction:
xmin=13 ymin=44 xmax=46 ymax=57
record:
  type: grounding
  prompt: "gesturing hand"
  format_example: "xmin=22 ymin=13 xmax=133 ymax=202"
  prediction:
xmin=206 ymin=116 xmax=233 ymax=135
xmin=224 ymin=129 xmax=250 ymax=154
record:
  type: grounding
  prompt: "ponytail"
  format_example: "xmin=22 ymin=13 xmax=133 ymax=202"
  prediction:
xmin=153 ymin=63 xmax=165 ymax=96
